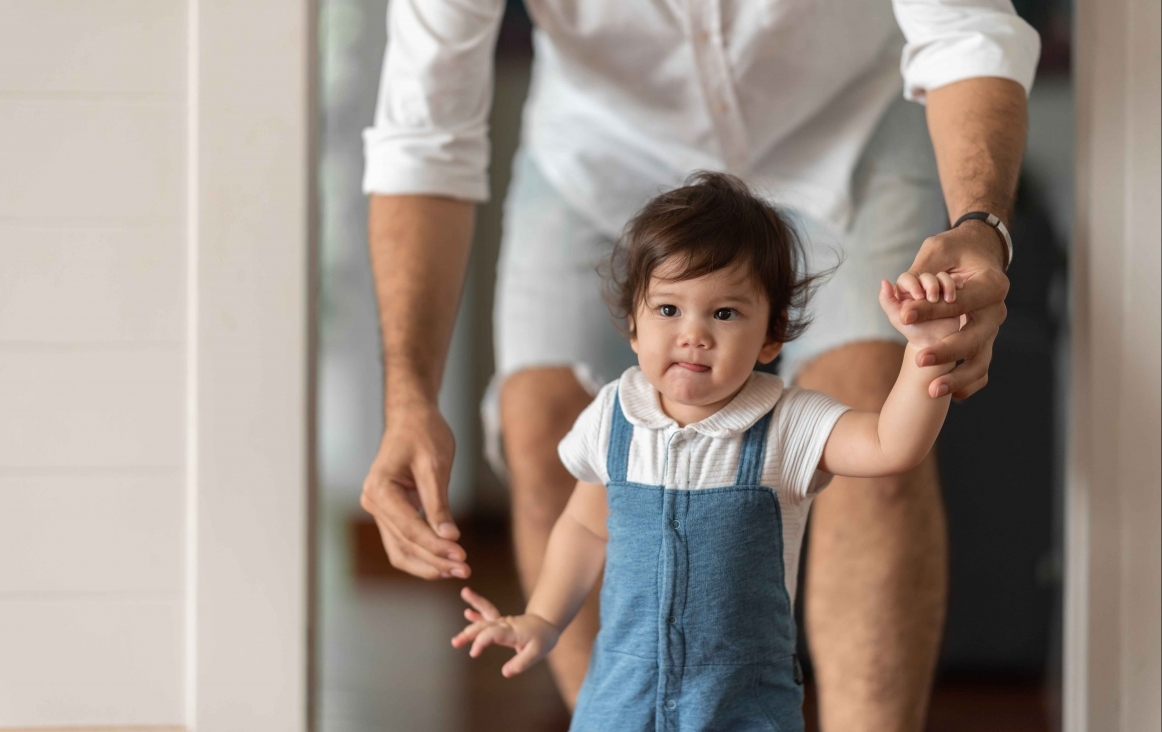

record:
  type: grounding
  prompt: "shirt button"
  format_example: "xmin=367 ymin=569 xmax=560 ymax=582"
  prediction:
xmin=671 ymin=519 xmax=680 ymax=529
xmin=666 ymin=699 xmax=678 ymax=710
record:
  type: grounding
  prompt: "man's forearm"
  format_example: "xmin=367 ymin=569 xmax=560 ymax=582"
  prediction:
xmin=368 ymin=194 xmax=475 ymax=405
xmin=926 ymin=77 xmax=1028 ymax=241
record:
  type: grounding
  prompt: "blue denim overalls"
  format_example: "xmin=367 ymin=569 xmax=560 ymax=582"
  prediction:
xmin=570 ymin=390 xmax=805 ymax=732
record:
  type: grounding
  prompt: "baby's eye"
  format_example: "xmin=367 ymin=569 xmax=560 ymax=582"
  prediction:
xmin=714 ymin=308 xmax=737 ymax=321
xmin=659 ymin=304 xmax=679 ymax=317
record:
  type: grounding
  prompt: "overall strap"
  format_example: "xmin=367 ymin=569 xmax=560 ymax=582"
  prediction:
xmin=605 ymin=389 xmax=634 ymax=483
xmin=734 ymin=408 xmax=776 ymax=486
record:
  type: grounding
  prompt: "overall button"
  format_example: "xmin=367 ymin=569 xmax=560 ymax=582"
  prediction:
xmin=665 ymin=699 xmax=677 ymax=711
xmin=667 ymin=615 xmax=676 ymax=624
xmin=671 ymin=519 xmax=680 ymax=529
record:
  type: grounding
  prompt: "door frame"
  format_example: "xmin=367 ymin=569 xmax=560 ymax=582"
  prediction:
xmin=185 ymin=0 xmax=317 ymax=728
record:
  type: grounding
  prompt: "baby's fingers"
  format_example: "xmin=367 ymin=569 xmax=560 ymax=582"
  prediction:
xmin=470 ymin=624 xmax=517 ymax=658
xmin=502 ymin=639 xmax=545 ymax=678
xmin=461 ymin=586 xmax=501 ymax=621
xmin=450 ymin=619 xmax=490 ymax=649
xmin=896 ymin=272 xmax=924 ymax=301
xmin=878 ymin=280 xmax=901 ymax=317
xmin=464 ymin=608 xmax=485 ymax=623
xmin=918 ymin=273 xmax=941 ymax=303
xmin=936 ymin=272 xmax=958 ymax=303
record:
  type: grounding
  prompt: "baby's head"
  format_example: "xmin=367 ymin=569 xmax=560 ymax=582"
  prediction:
xmin=605 ymin=171 xmax=818 ymax=420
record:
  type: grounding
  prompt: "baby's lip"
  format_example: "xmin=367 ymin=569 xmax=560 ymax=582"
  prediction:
xmin=674 ymin=361 xmax=710 ymax=373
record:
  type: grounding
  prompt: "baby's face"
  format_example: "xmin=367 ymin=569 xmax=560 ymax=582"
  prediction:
xmin=631 ymin=259 xmax=783 ymax=425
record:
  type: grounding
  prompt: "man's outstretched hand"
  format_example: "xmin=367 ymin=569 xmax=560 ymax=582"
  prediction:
xmin=360 ymin=395 xmax=470 ymax=580
xmin=898 ymin=219 xmax=1010 ymax=399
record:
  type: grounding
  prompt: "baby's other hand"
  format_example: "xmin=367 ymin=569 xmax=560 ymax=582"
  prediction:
xmin=451 ymin=587 xmax=561 ymax=677
xmin=879 ymin=276 xmax=963 ymax=348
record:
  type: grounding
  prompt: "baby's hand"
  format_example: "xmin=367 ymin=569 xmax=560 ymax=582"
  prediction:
xmin=879 ymin=273 xmax=963 ymax=348
xmin=451 ymin=587 xmax=561 ymax=677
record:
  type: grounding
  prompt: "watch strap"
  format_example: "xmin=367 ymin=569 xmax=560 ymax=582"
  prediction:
xmin=953 ymin=211 xmax=1013 ymax=271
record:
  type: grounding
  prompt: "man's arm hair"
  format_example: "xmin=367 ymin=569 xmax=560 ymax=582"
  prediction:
xmin=368 ymin=194 xmax=475 ymax=405
xmin=926 ymin=76 xmax=1028 ymax=231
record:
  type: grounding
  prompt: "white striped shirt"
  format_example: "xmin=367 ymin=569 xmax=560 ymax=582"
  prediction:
xmin=559 ymin=366 xmax=851 ymax=602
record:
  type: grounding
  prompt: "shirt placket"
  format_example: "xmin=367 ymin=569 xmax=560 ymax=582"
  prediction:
xmin=659 ymin=429 xmax=691 ymax=730
xmin=687 ymin=0 xmax=749 ymax=171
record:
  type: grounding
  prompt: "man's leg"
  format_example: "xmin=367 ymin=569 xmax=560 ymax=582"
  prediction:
xmin=797 ymin=340 xmax=948 ymax=732
xmin=499 ymin=366 xmax=601 ymax=710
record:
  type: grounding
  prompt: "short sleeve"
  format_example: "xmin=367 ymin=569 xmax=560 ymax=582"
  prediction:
xmin=773 ymin=387 xmax=852 ymax=500
xmin=557 ymin=382 xmax=618 ymax=485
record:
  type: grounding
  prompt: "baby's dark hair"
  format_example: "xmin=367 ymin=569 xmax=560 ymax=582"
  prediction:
xmin=603 ymin=171 xmax=823 ymax=343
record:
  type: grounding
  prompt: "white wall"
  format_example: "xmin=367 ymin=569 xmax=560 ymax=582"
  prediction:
xmin=1068 ymin=0 xmax=1162 ymax=729
xmin=0 ymin=1 xmax=313 ymax=729
xmin=0 ymin=1 xmax=188 ymax=725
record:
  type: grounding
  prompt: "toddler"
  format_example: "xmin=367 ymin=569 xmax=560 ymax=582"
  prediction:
xmin=452 ymin=172 xmax=962 ymax=731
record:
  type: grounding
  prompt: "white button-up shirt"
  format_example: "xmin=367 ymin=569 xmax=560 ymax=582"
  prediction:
xmin=363 ymin=0 xmax=1040 ymax=234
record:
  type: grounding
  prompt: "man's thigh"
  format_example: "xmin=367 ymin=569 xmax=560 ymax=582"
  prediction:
xmin=779 ymin=96 xmax=947 ymax=385
xmin=485 ymin=150 xmax=636 ymax=479
xmin=798 ymin=341 xmax=947 ymax=732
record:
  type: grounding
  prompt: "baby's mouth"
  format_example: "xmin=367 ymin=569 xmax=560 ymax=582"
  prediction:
xmin=674 ymin=361 xmax=710 ymax=373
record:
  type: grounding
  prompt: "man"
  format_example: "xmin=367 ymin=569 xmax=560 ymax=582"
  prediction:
xmin=359 ymin=1 xmax=1039 ymax=728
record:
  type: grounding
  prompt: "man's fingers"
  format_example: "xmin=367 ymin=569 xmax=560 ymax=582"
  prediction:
xmin=502 ymin=641 xmax=543 ymax=678
xmin=914 ymin=302 xmax=1004 ymax=366
xmin=461 ymin=587 xmax=501 ymax=620
xmin=952 ymin=374 xmax=990 ymax=400
xmin=371 ymin=478 xmax=466 ymax=563
xmin=930 ymin=346 xmax=992 ymax=398
xmin=414 ymin=457 xmax=460 ymax=541
xmin=375 ymin=515 xmax=468 ymax=579
xmin=914 ymin=326 xmax=987 ymax=367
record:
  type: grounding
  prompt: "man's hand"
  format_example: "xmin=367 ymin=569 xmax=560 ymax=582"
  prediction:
xmin=914 ymin=76 xmax=1026 ymax=400
xmin=897 ymin=220 xmax=1009 ymax=399
xmin=360 ymin=394 xmax=470 ymax=580
xmin=363 ymin=194 xmax=475 ymax=579
xmin=880 ymin=277 xmax=963 ymax=355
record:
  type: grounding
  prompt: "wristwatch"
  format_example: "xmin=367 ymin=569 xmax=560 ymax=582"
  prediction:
xmin=952 ymin=211 xmax=1013 ymax=271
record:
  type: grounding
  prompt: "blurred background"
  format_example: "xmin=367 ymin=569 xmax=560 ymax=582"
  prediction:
xmin=315 ymin=1 xmax=1076 ymax=730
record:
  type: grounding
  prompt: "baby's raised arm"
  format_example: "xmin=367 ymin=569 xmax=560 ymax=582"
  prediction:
xmin=819 ymin=278 xmax=961 ymax=477
xmin=451 ymin=479 xmax=608 ymax=677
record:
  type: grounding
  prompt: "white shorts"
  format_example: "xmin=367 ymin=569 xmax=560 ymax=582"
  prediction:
xmin=484 ymin=97 xmax=947 ymax=475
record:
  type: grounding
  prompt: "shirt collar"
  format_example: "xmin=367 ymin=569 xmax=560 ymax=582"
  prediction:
xmin=617 ymin=366 xmax=785 ymax=438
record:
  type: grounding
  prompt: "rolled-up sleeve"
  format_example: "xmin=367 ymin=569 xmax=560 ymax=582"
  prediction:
xmin=892 ymin=0 xmax=1041 ymax=103
xmin=362 ymin=0 xmax=505 ymax=201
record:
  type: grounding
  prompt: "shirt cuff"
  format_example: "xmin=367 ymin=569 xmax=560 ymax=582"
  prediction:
xmin=361 ymin=130 xmax=491 ymax=201
xmin=901 ymin=23 xmax=1041 ymax=103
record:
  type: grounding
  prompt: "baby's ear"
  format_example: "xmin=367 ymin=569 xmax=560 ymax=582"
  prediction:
xmin=628 ymin=317 xmax=639 ymax=354
xmin=758 ymin=339 xmax=783 ymax=364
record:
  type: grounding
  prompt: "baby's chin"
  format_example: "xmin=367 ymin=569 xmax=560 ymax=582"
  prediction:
xmin=648 ymin=368 xmax=738 ymax=407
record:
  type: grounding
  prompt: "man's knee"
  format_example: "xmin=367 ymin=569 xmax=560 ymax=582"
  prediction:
xmin=500 ymin=366 xmax=594 ymax=522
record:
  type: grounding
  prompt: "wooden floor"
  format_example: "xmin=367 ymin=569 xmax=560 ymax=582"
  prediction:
xmin=341 ymin=516 xmax=1052 ymax=732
